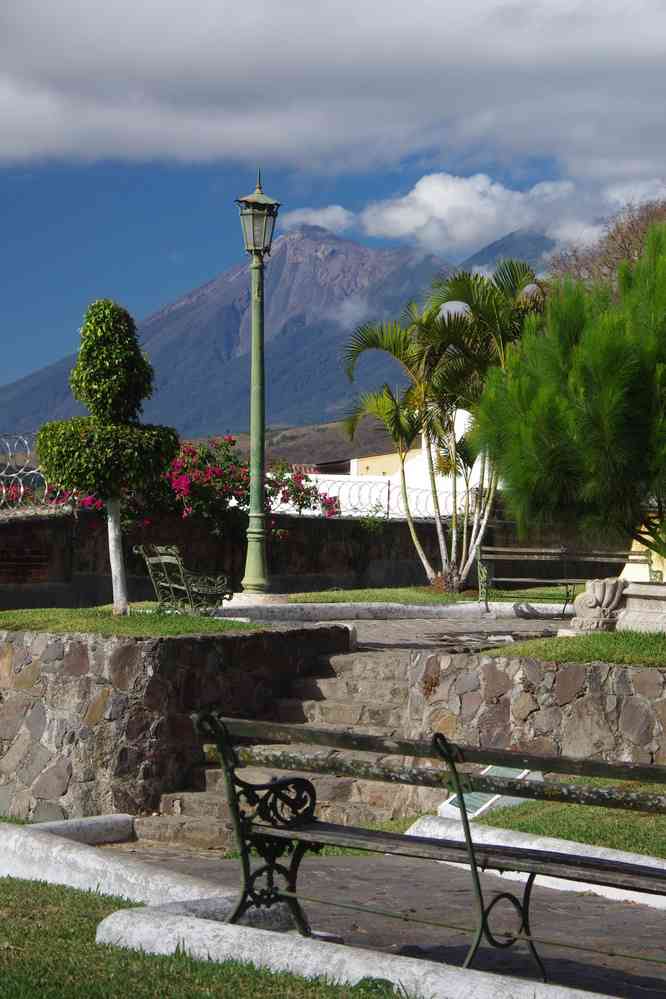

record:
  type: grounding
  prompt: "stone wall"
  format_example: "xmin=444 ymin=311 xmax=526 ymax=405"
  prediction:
xmin=0 ymin=625 xmax=350 ymax=821
xmin=407 ymin=651 xmax=666 ymax=764
xmin=0 ymin=511 xmax=445 ymax=608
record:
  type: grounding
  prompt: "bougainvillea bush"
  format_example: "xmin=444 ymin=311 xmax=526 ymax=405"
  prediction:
xmin=87 ymin=435 xmax=340 ymax=534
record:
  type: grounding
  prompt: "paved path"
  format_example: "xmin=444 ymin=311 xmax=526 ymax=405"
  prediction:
xmin=347 ymin=614 xmax=556 ymax=650
xmin=104 ymin=843 xmax=666 ymax=998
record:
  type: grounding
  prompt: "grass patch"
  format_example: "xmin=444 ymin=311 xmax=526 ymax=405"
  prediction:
xmin=0 ymin=606 xmax=257 ymax=638
xmin=487 ymin=629 xmax=666 ymax=666
xmin=0 ymin=878 xmax=405 ymax=998
xmin=478 ymin=776 xmax=666 ymax=858
xmin=287 ymin=585 xmax=567 ymax=605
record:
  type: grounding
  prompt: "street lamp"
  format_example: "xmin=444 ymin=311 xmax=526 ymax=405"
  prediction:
xmin=236 ymin=170 xmax=280 ymax=593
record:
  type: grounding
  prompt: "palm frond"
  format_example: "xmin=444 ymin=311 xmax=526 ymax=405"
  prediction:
xmin=344 ymin=321 xmax=418 ymax=381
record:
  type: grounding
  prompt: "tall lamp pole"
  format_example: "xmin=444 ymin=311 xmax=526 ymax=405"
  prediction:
xmin=236 ymin=171 xmax=280 ymax=593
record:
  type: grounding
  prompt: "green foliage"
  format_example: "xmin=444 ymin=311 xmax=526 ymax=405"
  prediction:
xmin=474 ymin=224 xmax=666 ymax=555
xmin=487 ymin=630 xmax=666 ymax=666
xmin=0 ymin=606 xmax=256 ymax=637
xmin=69 ymin=299 xmax=153 ymax=423
xmin=36 ymin=417 xmax=179 ymax=500
xmin=0 ymin=877 xmax=404 ymax=998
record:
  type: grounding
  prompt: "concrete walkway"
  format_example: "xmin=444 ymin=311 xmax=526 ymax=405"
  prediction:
xmin=103 ymin=843 xmax=666 ymax=998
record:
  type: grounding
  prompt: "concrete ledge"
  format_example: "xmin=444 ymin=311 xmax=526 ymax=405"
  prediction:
xmin=33 ymin=813 xmax=135 ymax=845
xmin=408 ymin=815 xmax=666 ymax=909
xmin=96 ymin=909 xmax=604 ymax=999
xmin=216 ymin=601 xmax=572 ymax=621
xmin=0 ymin=823 xmax=291 ymax=928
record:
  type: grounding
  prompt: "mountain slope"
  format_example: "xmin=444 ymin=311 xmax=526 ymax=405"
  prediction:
xmin=460 ymin=228 xmax=556 ymax=272
xmin=0 ymin=226 xmax=450 ymax=435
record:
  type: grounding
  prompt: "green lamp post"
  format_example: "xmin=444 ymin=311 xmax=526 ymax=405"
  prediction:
xmin=236 ymin=171 xmax=280 ymax=593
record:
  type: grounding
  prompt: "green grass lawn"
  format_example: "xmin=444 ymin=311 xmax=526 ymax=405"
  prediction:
xmin=487 ymin=630 xmax=666 ymax=666
xmin=0 ymin=606 xmax=257 ymax=638
xmin=287 ymin=585 xmax=567 ymax=605
xmin=478 ymin=777 xmax=666 ymax=859
xmin=0 ymin=878 xmax=404 ymax=999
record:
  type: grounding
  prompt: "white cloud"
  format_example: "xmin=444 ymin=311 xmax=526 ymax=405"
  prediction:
xmin=280 ymin=205 xmax=355 ymax=234
xmin=360 ymin=173 xmax=581 ymax=257
xmin=603 ymin=178 xmax=666 ymax=207
xmin=1 ymin=0 xmax=666 ymax=194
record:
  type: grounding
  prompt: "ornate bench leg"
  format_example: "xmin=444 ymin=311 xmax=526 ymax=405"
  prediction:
xmin=284 ymin=841 xmax=313 ymax=936
xmin=463 ymin=875 xmax=546 ymax=982
xmin=226 ymin=835 xmax=315 ymax=936
xmin=432 ymin=733 xmax=547 ymax=981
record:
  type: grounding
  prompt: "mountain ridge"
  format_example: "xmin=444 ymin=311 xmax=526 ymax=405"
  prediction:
xmin=1 ymin=225 xmax=556 ymax=435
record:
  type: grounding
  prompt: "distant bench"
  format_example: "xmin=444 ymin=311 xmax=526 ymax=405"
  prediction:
xmin=133 ymin=544 xmax=232 ymax=613
xmin=477 ymin=545 xmax=658 ymax=612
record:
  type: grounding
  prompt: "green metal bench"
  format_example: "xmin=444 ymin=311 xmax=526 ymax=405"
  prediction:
xmin=134 ymin=543 xmax=233 ymax=613
xmin=199 ymin=715 xmax=666 ymax=983
xmin=477 ymin=545 xmax=658 ymax=613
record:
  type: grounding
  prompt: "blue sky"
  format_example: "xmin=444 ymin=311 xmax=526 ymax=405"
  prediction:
xmin=3 ymin=0 xmax=666 ymax=386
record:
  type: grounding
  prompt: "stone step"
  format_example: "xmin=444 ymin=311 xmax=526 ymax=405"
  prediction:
xmin=160 ymin=791 xmax=232 ymax=820
xmin=134 ymin=814 xmax=232 ymax=850
xmin=275 ymin=698 xmax=403 ymax=729
xmin=310 ymin=652 xmax=411 ymax=680
xmin=291 ymin=674 xmax=409 ymax=703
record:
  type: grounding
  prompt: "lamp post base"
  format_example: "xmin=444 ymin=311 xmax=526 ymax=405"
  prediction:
xmin=241 ymin=513 xmax=270 ymax=593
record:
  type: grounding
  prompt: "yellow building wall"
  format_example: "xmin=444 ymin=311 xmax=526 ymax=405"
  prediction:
xmin=356 ymin=448 xmax=420 ymax=477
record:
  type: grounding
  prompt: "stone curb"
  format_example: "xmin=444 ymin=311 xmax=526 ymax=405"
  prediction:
xmin=0 ymin=822 xmax=290 ymax=927
xmin=408 ymin=815 xmax=666 ymax=910
xmin=96 ymin=908 xmax=607 ymax=999
xmin=216 ymin=601 xmax=572 ymax=621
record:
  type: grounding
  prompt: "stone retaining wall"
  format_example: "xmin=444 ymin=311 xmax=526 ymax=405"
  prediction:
xmin=0 ymin=625 xmax=350 ymax=821
xmin=407 ymin=651 xmax=666 ymax=763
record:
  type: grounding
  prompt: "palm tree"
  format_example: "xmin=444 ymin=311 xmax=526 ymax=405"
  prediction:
xmin=344 ymin=386 xmax=436 ymax=581
xmin=345 ymin=307 xmax=471 ymax=578
xmin=344 ymin=261 xmax=544 ymax=590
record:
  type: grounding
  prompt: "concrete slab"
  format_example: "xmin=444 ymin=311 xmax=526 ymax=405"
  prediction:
xmin=96 ymin=908 xmax=608 ymax=999
xmin=0 ymin=823 xmax=291 ymax=928
xmin=214 ymin=600 xmax=573 ymax=621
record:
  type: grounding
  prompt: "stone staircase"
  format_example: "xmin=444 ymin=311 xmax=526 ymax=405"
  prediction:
xmin=134 ymin=646 xmax=446 ymax=848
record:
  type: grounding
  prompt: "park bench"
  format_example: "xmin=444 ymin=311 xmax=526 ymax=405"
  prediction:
xmin=134 ymin=543 xmax=233 ymax=613
xmin=477 ymin=544 xmax=658 ymax=613
xmin=198 ymin=714 xmax=666 ymax=983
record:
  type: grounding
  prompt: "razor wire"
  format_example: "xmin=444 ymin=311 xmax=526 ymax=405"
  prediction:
xmin=0 ymin=432 xmax=72 ymax=513
xmin=272 ymin=474 xmax=457 ymax=520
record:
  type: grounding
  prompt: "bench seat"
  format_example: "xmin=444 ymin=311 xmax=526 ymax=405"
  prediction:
xmin=251 ymin=820 xmax=666 ymax=896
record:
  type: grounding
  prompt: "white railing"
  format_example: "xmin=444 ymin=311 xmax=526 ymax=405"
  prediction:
xmin=271 ymin=474 xmax=456 ymax=520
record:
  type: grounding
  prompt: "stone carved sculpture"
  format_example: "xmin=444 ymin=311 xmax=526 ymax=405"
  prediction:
xmin=572 ymin=577 xmax=628 ymax=631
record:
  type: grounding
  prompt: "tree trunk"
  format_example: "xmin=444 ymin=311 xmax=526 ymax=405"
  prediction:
xmin=107 ymin=497 xmax=129 ymax=616
xmin=425 ymin=434 xmax=448 ymax=574
xmin=401 ymin=460 xmax=435 ymax=582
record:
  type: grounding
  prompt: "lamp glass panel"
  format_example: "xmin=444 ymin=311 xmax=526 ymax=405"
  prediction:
xmin=240 ymin=210 xmax=255 ymax=251
xmin=252 ymin=213 xmax=266 ymax=251
xmin=264 ymin=213 xmax=276 ymax=252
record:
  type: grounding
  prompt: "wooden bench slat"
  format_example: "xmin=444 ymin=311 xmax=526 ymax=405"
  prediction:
xmin=237 ymin=746 xmax=666 ymax=814
xmin=252 ymin=821 xmax=666 ymax=896
xmin=222 ymin=717 xmax=666 ymax=783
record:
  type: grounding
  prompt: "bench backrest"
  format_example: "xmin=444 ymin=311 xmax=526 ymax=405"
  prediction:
xmin=479 ymin=545 xmax=650 ymax=565
xmin=203 ymin=716 xmax=666 ymax=816
xmin=134 ymin=543 xmax=194 ymax=607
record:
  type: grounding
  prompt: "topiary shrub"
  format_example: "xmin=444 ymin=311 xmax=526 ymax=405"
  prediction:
xmin=37 ymin=300 xmax=178 ymax=615
xmin=69 ymin=300 xmax=153 ymax=423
